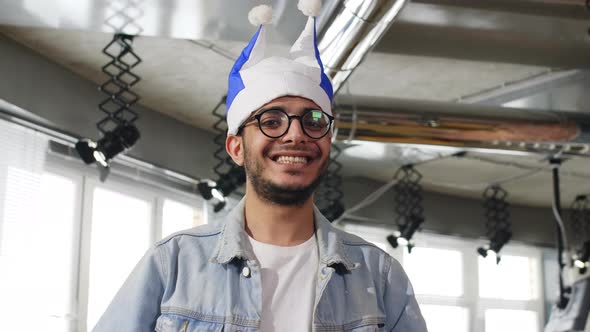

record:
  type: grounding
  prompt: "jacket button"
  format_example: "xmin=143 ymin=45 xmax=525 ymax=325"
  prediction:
xmin=242 ymin=266 xmax=251 ymax=278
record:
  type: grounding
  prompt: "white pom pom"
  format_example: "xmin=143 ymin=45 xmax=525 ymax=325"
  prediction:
xmin=297 ymin=0 xmax=321 ymax=17
xmin=248 ymin=5 xmax=273 ymax=26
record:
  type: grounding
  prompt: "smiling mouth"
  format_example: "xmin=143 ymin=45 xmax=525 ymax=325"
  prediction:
xmin=274 ymin=155 xmax=309 ymax=165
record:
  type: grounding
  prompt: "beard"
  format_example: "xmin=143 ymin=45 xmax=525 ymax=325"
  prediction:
xmin=243 ymin=144 xmax=328 ymax=207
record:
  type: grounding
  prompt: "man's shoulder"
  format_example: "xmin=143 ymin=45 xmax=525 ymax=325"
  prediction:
xmin=329 ymin=224 xmax=389 ymax=256
xmin=155 ymin=223 xmax=223 ymax=247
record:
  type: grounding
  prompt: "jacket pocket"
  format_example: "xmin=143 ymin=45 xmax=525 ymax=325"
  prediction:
xmin=346 ymin=324 xmax=385 ymax=332
xmin=155 ymin=314 xmax=223 ymax=332
xmin=316 ymin=317 xmax=386 ymax=332
xmin=344 ymin=316 xmax=386 ymax=332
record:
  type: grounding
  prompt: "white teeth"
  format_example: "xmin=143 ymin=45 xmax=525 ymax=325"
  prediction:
xmin=276 ymin=156 xmax=308 ymax=164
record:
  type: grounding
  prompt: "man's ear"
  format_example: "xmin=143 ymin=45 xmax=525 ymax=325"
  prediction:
xmin=226 ymin=134 xmax=244 ymax=166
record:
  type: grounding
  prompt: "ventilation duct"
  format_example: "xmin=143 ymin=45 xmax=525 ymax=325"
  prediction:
xmin=317 ymin=0 xmax=410 ymax=93
xmin=334 ymin=96 xmax=590 ymax=156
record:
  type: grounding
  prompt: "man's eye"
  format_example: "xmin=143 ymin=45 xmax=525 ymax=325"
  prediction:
xmin=304 ymin=119 xmax=327 ymax=129
xmin=261 ymin=119 xmax=282 ymax=127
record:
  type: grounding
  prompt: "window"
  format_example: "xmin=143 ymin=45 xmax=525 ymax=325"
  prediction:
xmin=78 ymin=181 xmax=205 ymax=331
xmin=86 ymin=186 xmax=153 ymax=331
xmin=0 ymin=171 xmax=78 ymax=331
xmin=421 ymin=304 xmax=469 ymax=332
xmin=479 ymin=254 xmax=538 ymax=301
xmin=402 ymin=245 xmax=469 ymax=330
xmin=161 ymin=198 xmax=205 ymax=239
xmin=342 ymin=224 xmax=545 ymax=332
xmin=485 ymin=309 xmax=538 ymax=332
xmin=404 ymin=247 xmax=463 ymax=297
xmin=0 ymin=117 xmax=207 ymax=331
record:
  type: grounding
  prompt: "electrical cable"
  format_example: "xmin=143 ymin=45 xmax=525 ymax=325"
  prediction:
xmin=335 ymin=150 xmax=588 ymax=228
xmin=333 ymin=151 xmax=459 ymax=225
xmin=429 ymin=168 xmax=543 ymax=190
xmin=332 ymin=176 xmax=399 ymax=225
xmin=463 ymin=154 xmax=590 ymax=181
xmin=553 ymin=203 xmax=570 ymax=265
xmin=551 ymin=158 xmax=570 ymax=309
xmin=188 ymin=40 xmax=237 ymax=62
xmin=462 ymin=154 xmax=543 ymax=171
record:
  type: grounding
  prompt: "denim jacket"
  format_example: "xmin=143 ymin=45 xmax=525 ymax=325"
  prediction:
xmin=93 ymin=198 xmax=427 ymax=332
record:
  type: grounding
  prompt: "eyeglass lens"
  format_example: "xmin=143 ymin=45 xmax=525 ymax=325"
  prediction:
xmin=258 ymin=109 xmax=331 ymax=138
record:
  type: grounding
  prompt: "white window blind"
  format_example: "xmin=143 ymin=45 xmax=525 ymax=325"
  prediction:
xmin=0 ymin=120 xmax=47 ymax=256
xmin=0 ymin=119 xmax=78 ymax=331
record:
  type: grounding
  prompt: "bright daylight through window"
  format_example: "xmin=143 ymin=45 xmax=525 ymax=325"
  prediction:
xmin=344 ymin=223 xmax=544 ymax=332
xmin=86 ymin=187 xmax=152 ymax=330
xmin=0 ymin=170 xmax=77 ymax=331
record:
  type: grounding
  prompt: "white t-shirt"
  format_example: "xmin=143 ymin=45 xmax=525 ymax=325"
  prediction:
xmin=248 ymin=234 xmax=319 ymax=332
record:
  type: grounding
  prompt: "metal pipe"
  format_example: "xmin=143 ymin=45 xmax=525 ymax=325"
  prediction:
xmin=412 ymin=0 xmax=590 ymax=20
xmin=334 ymin=97 xmax=590 ymax=156
xmin=317 ymin=0 xmax=410 ymax=94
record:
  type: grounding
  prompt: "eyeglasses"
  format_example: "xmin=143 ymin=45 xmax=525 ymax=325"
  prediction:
xmin=238 ymin=108 xmax=334 ymax=139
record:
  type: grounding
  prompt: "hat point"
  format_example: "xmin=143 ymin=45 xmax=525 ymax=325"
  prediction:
xmin=297 ymin=0 xmax=321 ymax=17
xmin=248 ymin=5 xmax=273 ymax=26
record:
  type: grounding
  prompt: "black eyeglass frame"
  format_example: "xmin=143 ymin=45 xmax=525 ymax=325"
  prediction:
xmin=237 ymin=108 xmax=335 ymax=139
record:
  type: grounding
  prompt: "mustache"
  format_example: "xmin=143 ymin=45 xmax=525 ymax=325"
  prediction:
xmin=264 ymin=144 xmax=321 ymax=157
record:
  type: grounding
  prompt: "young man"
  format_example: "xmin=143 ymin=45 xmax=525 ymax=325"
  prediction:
xmin=93 ymin=3 xmax=427 ymax=331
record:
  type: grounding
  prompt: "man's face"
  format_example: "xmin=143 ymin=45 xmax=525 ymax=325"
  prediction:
xmin=228 ymin=96 xmax=332 ymax=206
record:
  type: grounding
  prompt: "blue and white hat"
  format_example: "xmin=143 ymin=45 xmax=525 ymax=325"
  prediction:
xmin=226 ymin=0 xmax=334 ymax=135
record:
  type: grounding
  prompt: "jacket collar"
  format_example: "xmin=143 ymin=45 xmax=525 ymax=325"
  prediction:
xmin=210 ymin=197 xmax=355 ymax=271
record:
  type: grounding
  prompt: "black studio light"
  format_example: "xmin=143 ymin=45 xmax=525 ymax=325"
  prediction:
xmin=76 ymin=122 xmax=140 ymax=168
xmin=388 ymin=165 xmax=425 ymax=253
xmin=478 ymin=185 xmax=512 ymax=264
xmin=75 ymin=31 xmax=142 ymax=181
xmin=387 ymin=215 xmax=424 ymax=253
xmin=573 ymin=241 xmax=590 ymax=274
xmin=198 ymin=166 xmax=246 ymax=213
xmin=477 ymin=228 xmax=512 ymax=264
xmin=570 ymin=195 xmax=590 ymax=274
xmin=197 ymin=180 xmax=227 ymax=213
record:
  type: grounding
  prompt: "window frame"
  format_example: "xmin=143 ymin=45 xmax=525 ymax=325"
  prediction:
xmin=474 ymin=243 xmax=545 ymax=332
xmin=42 ymin=164 xmax=85 ymax=332
xmin=78 ymin=175 xmax=158 ymax=332
xmin=44 ymin=152 xmax=206 ymax=332
xmin=341 ymin=223 xmax=545 ymax=332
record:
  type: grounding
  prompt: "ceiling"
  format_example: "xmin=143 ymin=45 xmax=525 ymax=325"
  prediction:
xmin=1 ymin=0 xmax=590 ymax=207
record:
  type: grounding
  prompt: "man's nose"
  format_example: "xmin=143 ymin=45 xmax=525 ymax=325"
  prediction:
xmin=282 ymin=117 xmax=308 ymax=143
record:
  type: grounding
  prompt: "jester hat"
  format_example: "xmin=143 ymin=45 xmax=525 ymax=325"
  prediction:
xmin=226 ymin=0 xmax=334 ymax=135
